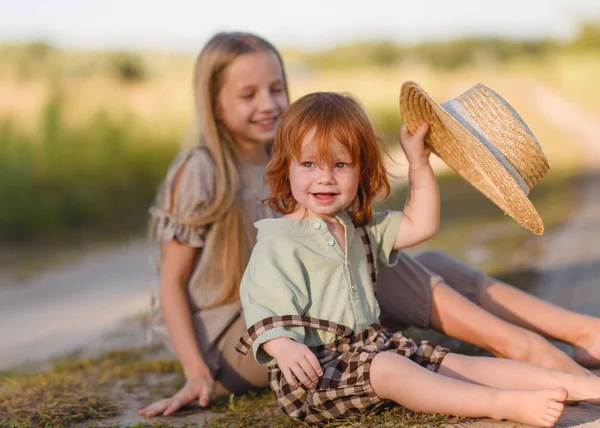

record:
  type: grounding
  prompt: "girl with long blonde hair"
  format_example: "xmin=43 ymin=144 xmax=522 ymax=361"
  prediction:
xmin=140 ymin=31 xmax=289 ymax=417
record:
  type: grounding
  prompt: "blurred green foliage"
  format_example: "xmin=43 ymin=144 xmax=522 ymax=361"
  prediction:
xmin=570 ymin=21 xmax=600 ymax=51
xmin=0 ymin=43 xmax=150 ymax=82
xmin=2 ymin=21 xmax=598 ymax=81
xmin=0 ymin=91 xmax=178 ymax=242
xmin=292 ymin=21 xmax=600 ymax=71
xmin=110 ymin=52 xmax=148 ymax=82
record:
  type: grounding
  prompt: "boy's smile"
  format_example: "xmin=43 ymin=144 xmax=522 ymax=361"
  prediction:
xmin=311 ymin=192 xmax=340 ymax=205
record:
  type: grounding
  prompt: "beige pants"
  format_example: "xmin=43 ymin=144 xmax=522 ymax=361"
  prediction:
xmin=214 ymin=249 xmax=491 ymax=394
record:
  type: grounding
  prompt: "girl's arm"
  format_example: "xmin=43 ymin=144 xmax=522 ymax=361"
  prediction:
xmin=160 ymin=240 xmax=210 ymax=384
xmin=139 ymin=240 xmax=213 ymax=418
xmin=394 ymin=123 xmax=440 ymax=249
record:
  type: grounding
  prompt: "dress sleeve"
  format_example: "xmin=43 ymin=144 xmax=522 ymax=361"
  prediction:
xmin=240 ymin=238 xmax=309 ymax=366
xmin=151 ymin=148 xmax=216 ymax=248
xmin=366 ymin=211 xmax=404 ymax=268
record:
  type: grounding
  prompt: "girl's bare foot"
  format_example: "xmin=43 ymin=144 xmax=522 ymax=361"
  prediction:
xmin=514 ymin=333 xmax=592 ymax=376
xmin=493 ymin=388 xmax=567 ymax=428
xmin=572 ymin=322 xmax=600 ymax=369
xmin=574 ymin=342 xmax=600 ymax=369
xmin=533 ymin=346 xmax=592 ymax=376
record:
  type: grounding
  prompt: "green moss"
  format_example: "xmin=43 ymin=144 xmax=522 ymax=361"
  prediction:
xmin=0 ymin=347 xmax=184 ymax=427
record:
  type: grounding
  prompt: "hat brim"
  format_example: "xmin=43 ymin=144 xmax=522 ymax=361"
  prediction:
xmin=399 ymin=81 xmax=544 ymax=235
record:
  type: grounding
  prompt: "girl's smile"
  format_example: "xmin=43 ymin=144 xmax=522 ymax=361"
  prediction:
xmin=251 ymin=115 xmax=279 ymax=131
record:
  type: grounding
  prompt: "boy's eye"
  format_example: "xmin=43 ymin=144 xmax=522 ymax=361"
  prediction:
xmin=302 ymin=161 xmax=314 ymax=168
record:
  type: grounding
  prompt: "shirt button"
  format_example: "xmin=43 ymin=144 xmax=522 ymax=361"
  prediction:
xmin=327 ymin=239 xmax=335 ymax=246
xmin=313 ymin=223 xmax=321 ymax=230
xmin=351 ymin=284 xmax=358 ymax=292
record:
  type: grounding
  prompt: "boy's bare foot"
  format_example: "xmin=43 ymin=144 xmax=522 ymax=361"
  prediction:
xmin=493 ymin=388 xmax=566 ymax=428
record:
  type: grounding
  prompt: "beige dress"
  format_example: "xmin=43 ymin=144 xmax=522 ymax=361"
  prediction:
xmin=148 ymin=145 xmax=492 ymax=394
xmin=148 ymin=146 xmax=278 ymax=392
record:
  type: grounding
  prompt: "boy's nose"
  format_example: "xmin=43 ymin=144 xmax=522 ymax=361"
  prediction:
xmin=317 ymin=168 xmax=335 ymax=184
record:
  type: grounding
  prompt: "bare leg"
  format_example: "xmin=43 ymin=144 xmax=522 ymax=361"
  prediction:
xmin=430 ymin=283 xmax=591 ymax=375
xmin=370 ymin=352 xmax=566 ymax=427
xmin=439 ymin=353 xmax=600 ymax=405
xmin=479 ymin=280 xmax=600 ymax=368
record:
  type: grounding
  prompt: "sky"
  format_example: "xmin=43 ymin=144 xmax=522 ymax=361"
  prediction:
xmin=1 ymin=0 xmax=600 ymax=52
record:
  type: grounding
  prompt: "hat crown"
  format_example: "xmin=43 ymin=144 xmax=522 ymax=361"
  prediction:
xmin=399 ymin=80 xmax=548 ymax=234
xmin=453 ymin=85 xmax=549 ymax=190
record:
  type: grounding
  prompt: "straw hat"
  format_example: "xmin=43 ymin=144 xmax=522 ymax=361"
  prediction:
xmin=399 ymin=81 xmax=549 ymax=235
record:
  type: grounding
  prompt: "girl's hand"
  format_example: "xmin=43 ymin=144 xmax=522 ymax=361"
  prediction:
xmin=138 ymin=369 xmax=215 ymax=418
xmin=266 ymin=338 xmax=322 ymax=388
xmin=400 ymin=123 xmax=431 ymax=168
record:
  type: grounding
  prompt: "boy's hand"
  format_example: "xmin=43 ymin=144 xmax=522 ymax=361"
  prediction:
xmin=400 ymin=122 xmax=431 ymax=168
xmin=263 ymin=338 xmax=323 ymax=388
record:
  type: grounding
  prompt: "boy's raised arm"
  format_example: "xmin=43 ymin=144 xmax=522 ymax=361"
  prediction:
xmin=393 ymin=123 xmax=440 ymax=249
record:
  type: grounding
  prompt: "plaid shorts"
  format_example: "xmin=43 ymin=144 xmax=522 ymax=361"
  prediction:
xmin=237 ymin=315 xmax=449 ymax=425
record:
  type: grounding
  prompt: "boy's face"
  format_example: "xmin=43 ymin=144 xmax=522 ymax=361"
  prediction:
xmin=289 ymin=129 xmax=360 ymax=220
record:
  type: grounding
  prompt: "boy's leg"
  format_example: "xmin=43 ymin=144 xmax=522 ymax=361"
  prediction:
xmin=369 ymin=351 xmax=566 ymax=427
xmin=377 ymin=251 xmax=590 ymax=375
xmin=479 ymin=279 xmax=600 ymax=367
xmin=439 ymin=353 xmax=600 ymax=405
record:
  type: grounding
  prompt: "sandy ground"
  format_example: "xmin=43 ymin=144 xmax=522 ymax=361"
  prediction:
xmin=0 ymin=239 xmax=155 ymax=370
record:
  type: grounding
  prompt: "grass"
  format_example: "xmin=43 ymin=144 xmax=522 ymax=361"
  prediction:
xmin=0 ymin=347 xmax=184 ymax=427
xmin=0 ymin=349 xmax=468 ymax=428
xmin=0 ymin=91 xmax=180 ymax=243
xmin=203 ymin=390 xmax=468 ymax=428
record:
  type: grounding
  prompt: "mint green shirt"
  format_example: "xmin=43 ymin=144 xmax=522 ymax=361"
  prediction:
xmin=240 ymin=209 xmax=403 ymax=365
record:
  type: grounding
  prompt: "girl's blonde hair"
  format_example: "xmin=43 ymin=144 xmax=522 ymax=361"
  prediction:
xmin=265 ymin=92 xmax=390 ymax=226
xmin=158 ymin=32 xmax=289 ymax=309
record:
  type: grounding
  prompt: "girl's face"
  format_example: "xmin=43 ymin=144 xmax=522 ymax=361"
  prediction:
xmin=216 ymin=51 xmax=288 ymax=153
xmin=289 ymin=129 xmax=360 ymax=220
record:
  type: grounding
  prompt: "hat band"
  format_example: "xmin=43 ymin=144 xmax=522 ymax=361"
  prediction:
xmin=441 ymin=99 xmax=530 ymax=196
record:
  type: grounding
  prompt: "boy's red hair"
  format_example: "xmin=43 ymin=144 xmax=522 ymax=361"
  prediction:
xmin=264 ymin=92 xmax=390 ymax=226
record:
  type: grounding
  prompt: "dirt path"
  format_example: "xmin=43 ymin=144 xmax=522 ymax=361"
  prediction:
xmin=0 ymin=239 xmax=155 ymax=369
xmin=522 ymin=84 xmax=600 ymax=316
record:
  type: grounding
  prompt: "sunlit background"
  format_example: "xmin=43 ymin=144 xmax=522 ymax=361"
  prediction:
xmin=2 ymin=0 xmax=600 ymax=381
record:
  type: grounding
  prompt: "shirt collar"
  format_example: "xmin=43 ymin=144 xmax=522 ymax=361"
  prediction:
xmin=255 ymin=209 xmax=355 ymax=239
